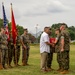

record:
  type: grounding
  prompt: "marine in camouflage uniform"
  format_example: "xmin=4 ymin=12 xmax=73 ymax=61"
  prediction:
xmin=54 ymin=29 xmax=62 ymax=71
xmin=12 ymin=39 xmax=17 ymax=66
xmin=15 ymin=33 xmax=21 ymax=66
xmin=0 ymin=44 xmax=3 ymax=69
xmin=59 ymin=24 xmax=70 ymax=74
xmin=21 ymin=28 xmax=30 ymax=66
xmin=0 ymin=27 xmax=8 ymax=69
xmin=26 ymin=34 xmax=30 ymax=65
xmin=7 ymin=32 xmax=14 ymax=67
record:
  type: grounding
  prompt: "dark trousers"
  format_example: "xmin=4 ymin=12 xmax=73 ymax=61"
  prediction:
xmin=16 ymin=46 xmax=20 ymax=64
xmin=0 ymin=49 xmax=2 ymax=64
xmin=8 ymin=45 xmax=14 ymax=65
xmin=47 ymin=52 xmax=53 ymax=68
xmin=26 ymin=48 xmax=29 ymax=63
xmin=2 ymin=49 xmax=7 ymax=67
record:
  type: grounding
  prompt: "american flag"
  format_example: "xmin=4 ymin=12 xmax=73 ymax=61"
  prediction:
xmin=2 ymin=3 xmax=9 ymax=40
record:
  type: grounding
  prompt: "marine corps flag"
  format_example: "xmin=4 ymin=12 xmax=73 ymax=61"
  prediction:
xmin=11 ymin=3 xmax=17 ymax=44
xmin=2 ymin=3 xmax=9 ymax=41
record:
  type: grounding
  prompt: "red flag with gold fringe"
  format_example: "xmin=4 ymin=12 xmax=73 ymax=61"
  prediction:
xmin=11 ymin=3 xmax=17 ymax=44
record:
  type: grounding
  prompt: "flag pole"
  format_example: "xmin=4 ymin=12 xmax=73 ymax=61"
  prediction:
xmin=2 ymin=2 xmax=10 ymax=67
xmin=10 ymin=3 xmax=12 ymax=32
xmin=11 ymin=3 xmax=17 ymax=66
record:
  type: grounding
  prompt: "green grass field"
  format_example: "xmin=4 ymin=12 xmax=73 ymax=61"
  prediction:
xmin=0 ymin=44 xmax=75 ymax=75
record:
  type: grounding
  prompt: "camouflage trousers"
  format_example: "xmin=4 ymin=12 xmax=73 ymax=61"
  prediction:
xmin=22 ymin=47 xmax=29 ymax=65
xmin=57 ymin=52 xmax=62 ymax=68
xmin=17 ymin=46 xmax=20 ymax=64
xmin=60 ymin=51 xmax=69 ymax=70
xmin=0 ymin=49 xmax=2 ymax=64
xmin=47 ymin=52 xmax=53 ymax=68
xmin=7 ymin=45 xmax=14 ymax=65
xmin=13 ymin=46 xmax=20 ymax=65
xmin=26 ymin=48 xmax=30 ymax=63
xmin=2 ymin=49 xmax=8 ymax=67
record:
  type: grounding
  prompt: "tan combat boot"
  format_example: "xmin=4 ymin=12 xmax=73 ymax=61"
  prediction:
xmin=47 ymin=68 xmax=54 ymax=71
xmin=60 ymin=70 xmax=69 ymax=74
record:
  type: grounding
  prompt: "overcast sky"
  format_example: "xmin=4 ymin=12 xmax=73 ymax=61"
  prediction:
xmin=0 ymin=0 xmax=75 ymax=33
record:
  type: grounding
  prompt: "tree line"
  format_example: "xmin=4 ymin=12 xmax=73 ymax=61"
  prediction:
xmin=37 ymin=23 xmax=75 ymax=43
xmin=0 ymin=18 xmax=36 ymax=43
xmin=0 ymin=18 xmax=75 ymax=43
xmin=51 ymin=23 xmax=75 ymax=40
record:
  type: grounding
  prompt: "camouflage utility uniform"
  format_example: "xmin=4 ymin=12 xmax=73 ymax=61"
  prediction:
xmin=55 ymin=34 xmax=62 ymax=69
xmin=0 ymin=33 xmax=8 ymax=68
xmin=8 ymin=36 xmax=14 ymax=67
xmin=60 ymin=30 xmax=70 ymax=70
xmin=21 ymin=34 xmax=30 ymax=65
xmin=0 ymin=45 xmax=3 ymax=69
xmin=16 ymin=35 xmax=21 ymax=65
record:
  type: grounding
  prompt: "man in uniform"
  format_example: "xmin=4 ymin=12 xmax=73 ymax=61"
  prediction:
xmin=15 ymin=31 xmax=21 ymax=66
xmin=59 ymin=24 xmax=70 ymax=74
xmin=7 ymin=30 xmax=13 ymax=68
xmin=54 ymin=28 xmax=62 ymax=71
xmin=0 ymin=27 xmax=8 ymax=69
xmin=0 ymin=48 xmax=3 ymax=69
xmin=20 ymin=28 xmax=30 ymax=66
xmin=0 ymin=28 xmax=3 ymax=69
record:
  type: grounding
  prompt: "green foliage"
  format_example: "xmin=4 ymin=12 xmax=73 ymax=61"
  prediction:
xmin=28 ymin=33 xmax=36 ymax=43
xmin=68 ymin=26 xmax=75 ymax=40
xmin=0 ymin=18 xmax=36 ymax=43
xmin=51 ymin=23 xmax=68 ymax=29
xmin=17 ymin=25 xmax=24 ymax=35
xmin=37 ymin=23 xmax=75 ymax=42
xmin=8 ymin=22 xmax=24 ymax=35
xmin=51 ymin=23 xmax=75 ymax=40
xmin=0 ymin=18 xmax=3 ymax=28
xmin=71 ymin=42 xmax=75 ymax=45
xmin=50 ymin=28 xmax=56 ymax=37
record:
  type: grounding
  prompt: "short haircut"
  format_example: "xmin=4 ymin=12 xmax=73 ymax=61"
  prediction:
xmin=24 ymin=28 xmax=28 ymax=31
xmin=55 ymin=28 xmax=60 ymax=32
xmin=61 ymin=23 xmax=67 ymax=28
xmin=44 ymin=27 xmax=51 ymax=31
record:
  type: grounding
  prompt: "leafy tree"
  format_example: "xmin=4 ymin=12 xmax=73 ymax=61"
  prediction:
xmin=16 ymin=25 xmax=24 ymax=35
xmin=68 ymin=26 xmax=75 ymax=40
xmin=0 ymin=19 xmax=3 ymax=28
xmin=28 ymin=33 xmax=36 ymax=43
xmin=51 ymin=23 xmax=75 ymax=40
xmin=51 ymin=23 xmax=68 ymax=29
xmin=0 ymin=18 xmax=36 ymax=43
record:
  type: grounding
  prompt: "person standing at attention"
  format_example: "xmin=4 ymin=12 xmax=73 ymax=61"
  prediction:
xmin=59 ymin=24 xmax=70 ymax=74
xmin=21 ymin=28 xmax=30 ymax=66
